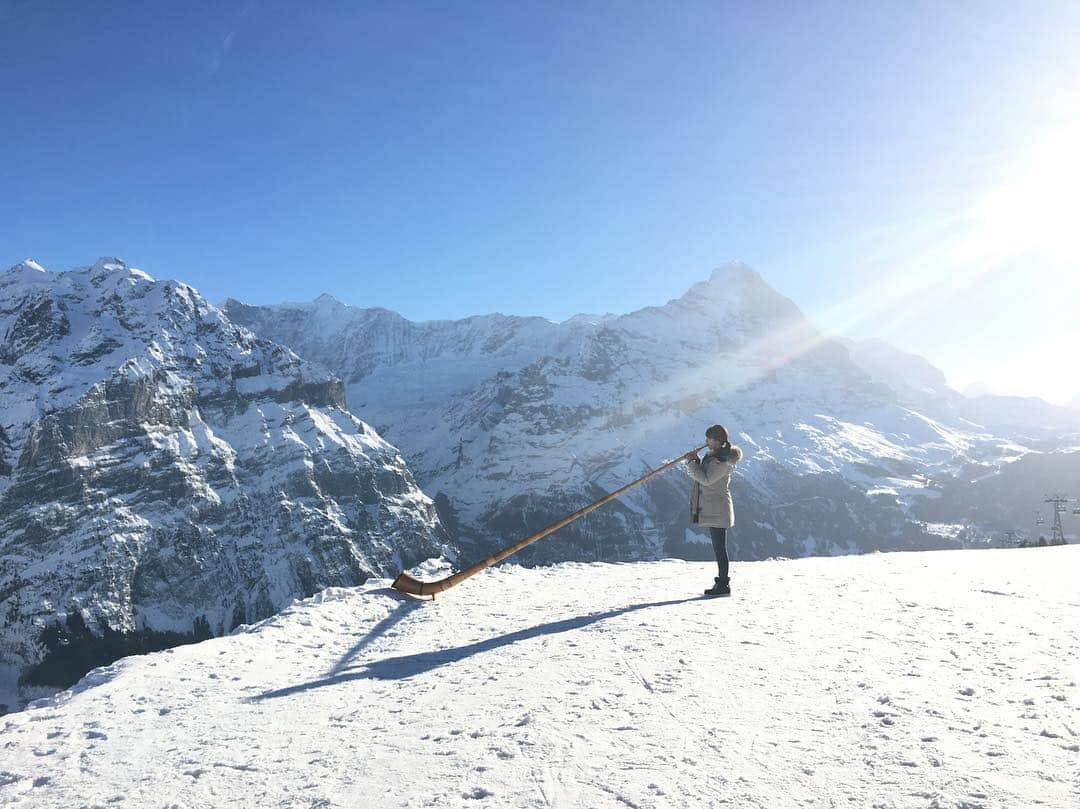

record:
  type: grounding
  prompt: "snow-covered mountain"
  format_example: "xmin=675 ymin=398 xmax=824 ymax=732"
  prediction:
xmin=225 ymin=263 xmax=1080 ymax=566
xmin=843 ymin=337 xmax=1080 ymax=434
xmin=841 ymin=336 xmax=985 ymax=433
xmin=842 ymin=337 xmax=951 ymax=398
xmin=0 ymin=259 xmax=449 ymax=710
xmin=3 ymin=547 xmax=1077 ymax=807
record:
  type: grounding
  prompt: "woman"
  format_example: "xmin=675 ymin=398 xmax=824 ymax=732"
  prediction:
xmin=685 ymin=424 xmax=743 ymax=597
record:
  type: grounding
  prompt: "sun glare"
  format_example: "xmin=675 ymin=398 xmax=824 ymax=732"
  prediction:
xmin=680 ymin=125 xmax=1080 ymax=409
xmin=957 ymin=123 xmax=1080 ymax=265
xmin=982 ymin=328 xmax=1080 ymax=405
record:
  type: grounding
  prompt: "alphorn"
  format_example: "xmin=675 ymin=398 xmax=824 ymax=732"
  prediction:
xmin=391 ymin=444 xmax=707 ymax=597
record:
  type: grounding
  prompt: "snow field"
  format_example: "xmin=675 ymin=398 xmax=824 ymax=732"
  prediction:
xmin=1 ymin=547 xmax=1077 ymax=808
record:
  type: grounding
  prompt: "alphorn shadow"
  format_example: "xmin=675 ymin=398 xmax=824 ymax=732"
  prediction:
xmin=252 ymin=595 xmax=703 ymax=701
xmin=325 ymin=589 xmax=426 ymax=677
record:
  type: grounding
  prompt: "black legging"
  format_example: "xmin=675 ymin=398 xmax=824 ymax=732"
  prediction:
xmin=709 ymin=527 xmax=729 ymax=580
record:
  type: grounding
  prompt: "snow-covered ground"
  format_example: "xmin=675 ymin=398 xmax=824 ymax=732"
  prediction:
xmin=2 ymin=547 xmax=1077 ymax=808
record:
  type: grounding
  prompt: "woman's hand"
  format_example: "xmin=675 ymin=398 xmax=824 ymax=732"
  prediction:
xmin=683 ymin=451 xmax=699 ymax=463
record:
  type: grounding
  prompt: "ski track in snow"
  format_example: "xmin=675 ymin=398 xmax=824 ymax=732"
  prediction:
xmin=1 ymin=547 xmax=1078 ymax=808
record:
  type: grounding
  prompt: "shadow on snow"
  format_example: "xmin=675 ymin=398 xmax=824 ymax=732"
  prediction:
xmin=252 ymin=595 xmax=703 ymax=701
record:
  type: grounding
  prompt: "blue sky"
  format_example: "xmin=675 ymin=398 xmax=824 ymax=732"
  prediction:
xmin=2 ymin=1 xmax=1079 ymax=401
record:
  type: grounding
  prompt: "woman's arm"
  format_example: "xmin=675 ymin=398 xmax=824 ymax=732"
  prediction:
xmin=686 ymin=457 xmax=737 ymax=486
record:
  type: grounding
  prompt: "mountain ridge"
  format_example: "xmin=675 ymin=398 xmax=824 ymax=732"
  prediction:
xmin=0 ymin=257 xmax=450 ymax=710
xmin=223 ymin=262 xmax=1080 ymax=567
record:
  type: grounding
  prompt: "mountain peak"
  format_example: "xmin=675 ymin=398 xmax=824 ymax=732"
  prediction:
xmin=89 ymin=256 xmax=128 ymax=273
xmin=707 ymin=260 xmax=761 ymax=286
xmin=664 ymin=261 xmax=804 ymax=330
xmin=1 ymin=259 xmax=53 ymax=291
xmin=6 ymin=258 xmax=48 ymax=275
xmin=563 ymin=312 xmax=615 ymax=326
xmin=79 ymin=257 xmax=155 ymax=282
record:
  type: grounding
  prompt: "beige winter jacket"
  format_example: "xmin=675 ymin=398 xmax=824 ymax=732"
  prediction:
xmin=686 ymin=445 xmax=743 ymax=528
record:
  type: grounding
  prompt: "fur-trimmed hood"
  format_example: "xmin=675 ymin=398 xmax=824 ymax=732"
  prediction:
xmin=711 ymin=444 xmax=743 ymax=463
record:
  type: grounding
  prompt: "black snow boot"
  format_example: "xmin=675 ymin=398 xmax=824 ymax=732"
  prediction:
xmin=704 ymin=576 xmax=730 ymax=597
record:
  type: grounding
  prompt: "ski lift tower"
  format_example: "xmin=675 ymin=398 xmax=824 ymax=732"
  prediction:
xmin=1045 ymin=493 xmax=1070 ymax=545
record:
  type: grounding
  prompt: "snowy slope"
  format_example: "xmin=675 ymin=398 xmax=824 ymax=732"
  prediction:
xmin=225 ymin=264 xmax=1080 ymax=565
xmin=842 ymin=337 xmax=1080 ymax=435
xmin=842 ymin=337 xmax=951 ymax=398
xmin=1 ymin=547 xmax=1077 ymax=808
xmin=0 ymin=259 xmax=449 ymax=708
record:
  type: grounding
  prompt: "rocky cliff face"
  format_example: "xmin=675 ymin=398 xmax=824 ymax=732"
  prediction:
xmin=225 ymin=263 xmax=1080 ymax=567
xmin=0 ymin=259 xmax=450 ymax=708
